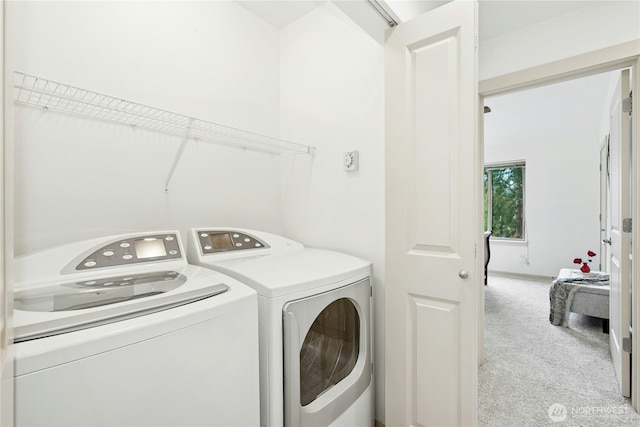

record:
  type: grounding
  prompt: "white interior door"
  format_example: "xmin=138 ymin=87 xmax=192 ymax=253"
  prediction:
xmin=384 ymin=1 xmax=478 ymax=425
xmin=608 ymin=68 xmax=631 ymax=398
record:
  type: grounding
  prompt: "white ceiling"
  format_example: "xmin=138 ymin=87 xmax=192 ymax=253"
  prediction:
xmin=477 ymin=0 xmax=598 ymax=41
xmin=236 ymin=0 xmax=599 ymax=41
xmin=236 ymin=0 xmax=325 ymax=29
xmin=484 ymin=71 xmax=615 ymax=147
xmin=387 ymin=0 xmax=598 ymax=41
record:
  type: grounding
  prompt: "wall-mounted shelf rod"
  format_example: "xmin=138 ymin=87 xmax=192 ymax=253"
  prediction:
xmin=13 ymin=71 xmax=316 ymax=156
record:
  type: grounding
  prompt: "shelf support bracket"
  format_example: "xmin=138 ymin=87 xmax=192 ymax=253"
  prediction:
xmin=164 ymin=118 xmax=193 ymax=192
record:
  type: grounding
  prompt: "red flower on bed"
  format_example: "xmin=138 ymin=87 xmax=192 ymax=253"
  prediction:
xmin=573 ymin=250 xmax=596 ymax=273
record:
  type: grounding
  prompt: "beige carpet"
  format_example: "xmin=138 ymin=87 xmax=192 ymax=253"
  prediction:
xmin=478 ymin=274 xmax=640 ymax=426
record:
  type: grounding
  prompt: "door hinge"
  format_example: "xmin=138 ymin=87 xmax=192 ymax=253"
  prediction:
xmin=623 ymin=337 xmax=632 ymax=353
xmin=623 ymin=96 xmax=632 ymax=113
xmin=623 ymin=218 xmax=632 ymax=233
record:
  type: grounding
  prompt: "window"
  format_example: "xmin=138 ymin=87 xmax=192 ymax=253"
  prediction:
xmin=484 ymin=163 xmax=525 ymax=239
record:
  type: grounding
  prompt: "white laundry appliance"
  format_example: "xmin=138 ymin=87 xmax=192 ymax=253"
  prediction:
xmin=187 ymin=228 xmax=373 ymax=427
xmin=13 ymin=230 xmax=260 ymax=427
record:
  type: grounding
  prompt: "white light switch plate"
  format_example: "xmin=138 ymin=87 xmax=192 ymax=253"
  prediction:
xmin=343 ymin=150 xmax=359 ymax=171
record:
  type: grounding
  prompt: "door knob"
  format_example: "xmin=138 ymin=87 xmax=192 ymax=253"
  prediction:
xmin=459 ymin=270 xmax=468 ymax=279
xmin=602 ymin=238 xmax=612 ymax=245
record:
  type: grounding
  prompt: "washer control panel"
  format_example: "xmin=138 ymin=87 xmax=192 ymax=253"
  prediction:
xmin=197 ymin=230 xmax=269 ymax=254
xmin=75 ymin=233 xmax=181 ymax=270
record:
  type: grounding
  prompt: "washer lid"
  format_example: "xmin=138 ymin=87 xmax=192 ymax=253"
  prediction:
xmin=13 ymin=270 xmax=228 ymax=342
xmin=203 ymin=248 xmax=371 ymax=298
xmin=15 ymin=270 xmax=188 ymax=312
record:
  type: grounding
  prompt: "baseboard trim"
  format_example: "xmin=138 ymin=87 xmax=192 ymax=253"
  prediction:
xmin=375 ymin=419 xmax=384 ymax=427
xmin=488 ymin=270 xmax=554 ymax=282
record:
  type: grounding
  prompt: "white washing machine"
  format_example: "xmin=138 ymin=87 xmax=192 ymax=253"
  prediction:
xmin=13 ymin=230 xmax=260 ymax=427
xmin=187 ymin=228 xmax=373 ymax=427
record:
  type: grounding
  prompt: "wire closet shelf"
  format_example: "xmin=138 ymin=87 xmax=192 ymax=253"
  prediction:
xmin=13 ymin=71 xmax=315 ymax=156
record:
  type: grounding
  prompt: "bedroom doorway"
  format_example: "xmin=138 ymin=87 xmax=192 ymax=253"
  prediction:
xmin=480 ymin=51 xmax=638 ymax=409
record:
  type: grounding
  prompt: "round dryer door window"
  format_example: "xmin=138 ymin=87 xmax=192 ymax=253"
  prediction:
xmin=283 ymin=277 xmax=371 ymax=427
xmin=299 ymin=298 xmax=359 ymax=406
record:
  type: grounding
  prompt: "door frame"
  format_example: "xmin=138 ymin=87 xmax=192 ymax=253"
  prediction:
xmin=478 ymin=40 xmax=640 ymax=410
xmin=600 ymin=136 xmax=610 ymax=273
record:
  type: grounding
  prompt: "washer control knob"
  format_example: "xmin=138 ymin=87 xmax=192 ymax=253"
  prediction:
xmin=84 ymin=261 xmax=97 ymax=267
xmin=123 ymin=254 xmax=133 ymax=260
xmin=103 ymin=250 xmax=114 ymax=257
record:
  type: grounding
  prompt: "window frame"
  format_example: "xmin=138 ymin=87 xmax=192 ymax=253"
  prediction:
xmin=484 ymin=161 xmax=526 ymax=241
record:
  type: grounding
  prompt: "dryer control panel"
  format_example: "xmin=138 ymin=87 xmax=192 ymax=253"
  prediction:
xmin=197 ymin=230 xmax=269 ymax=254
xmin=75 ymin=233 xmax=181 ymax=270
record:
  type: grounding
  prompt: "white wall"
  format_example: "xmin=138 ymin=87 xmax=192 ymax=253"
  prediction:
xmin=0 ymin=0 xmax=14 ymax=424
xmin=7 ymin=1 xmax=285 ymax=255
xmin=484 ymin=121 xmax=602 ymax=278
xmin=279 ymin=2 xmax=385 ymax=420
xmin=479 ymin=0 xmax=640 ymax=80
xmin=483 ymin=72 xmax=613 ymax=277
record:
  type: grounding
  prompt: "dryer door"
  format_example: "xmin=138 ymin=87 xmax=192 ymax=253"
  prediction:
xmin=283 ymin=278 xmax=371 ymax=427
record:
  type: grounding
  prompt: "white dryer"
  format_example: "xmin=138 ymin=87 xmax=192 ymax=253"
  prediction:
xmin=187 ymin=228 xmax=373 ymax=427
xmin=13 ymin=231 xmax=260 ymax=427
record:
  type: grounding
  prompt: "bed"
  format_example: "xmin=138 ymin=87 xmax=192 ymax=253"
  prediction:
xmin=549 ymin=268 xmax=610 ymax=333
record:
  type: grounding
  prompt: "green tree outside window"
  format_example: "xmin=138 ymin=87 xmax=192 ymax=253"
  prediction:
xmin=484 ymin=164 xmax=524 ymax=239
